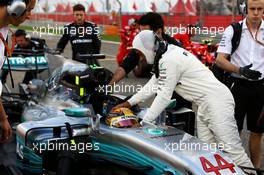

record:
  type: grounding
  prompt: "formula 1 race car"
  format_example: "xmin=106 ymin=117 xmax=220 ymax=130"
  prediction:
xmin=1 ymin=48 xmax=263 ymax=175
xmin=10 ymin=55 xmax=257 ymax=175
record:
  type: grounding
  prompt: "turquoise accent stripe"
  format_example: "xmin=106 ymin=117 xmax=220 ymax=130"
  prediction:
xmin=91 ymin=139 xmax=183 ymax=175
xmin=16 ymin=135 xmax=42 ymax=174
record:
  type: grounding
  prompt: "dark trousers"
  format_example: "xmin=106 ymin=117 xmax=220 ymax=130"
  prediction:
xmin=230 ymin=77 xmax=264 ymax=133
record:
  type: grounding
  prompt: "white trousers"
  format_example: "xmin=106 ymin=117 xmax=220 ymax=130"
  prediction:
xmin=196 ymin=98 xmax=254 ymax=168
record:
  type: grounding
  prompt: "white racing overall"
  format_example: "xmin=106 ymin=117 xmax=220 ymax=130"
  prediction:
xmin=129 ymin=30 xmax=254 ymax=168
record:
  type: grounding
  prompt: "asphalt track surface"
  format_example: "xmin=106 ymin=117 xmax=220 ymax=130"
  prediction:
xmin=0 ymin=33 xmax=263 ymax=172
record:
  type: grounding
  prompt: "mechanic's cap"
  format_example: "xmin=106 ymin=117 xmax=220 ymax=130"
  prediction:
xmin=105 ymin=107 xmax=139 ymax=128
xmin=132 ymin=30 xmax=156 ymax=64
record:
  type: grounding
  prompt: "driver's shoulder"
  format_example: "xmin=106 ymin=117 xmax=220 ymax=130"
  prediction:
xmin=162 ymin=46 xmax=189 ymax=64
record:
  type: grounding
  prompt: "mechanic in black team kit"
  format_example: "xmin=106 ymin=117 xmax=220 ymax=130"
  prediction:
xmin=1 ymin=29 xmax=45 ymax=84
xmin=56 ymin=4 xmax=101 ymax=61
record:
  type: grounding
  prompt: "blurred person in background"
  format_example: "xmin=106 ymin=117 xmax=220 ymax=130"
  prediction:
xmin=173 ymin=24 xmax=197 ymax=49
xmin=116 ymin=18 xmax=139 ymax=66
xmin=0 ymin=29 xmax=45 ymax=84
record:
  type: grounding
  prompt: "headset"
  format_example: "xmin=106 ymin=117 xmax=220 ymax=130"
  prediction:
xmin=7 ymin=0 xmax=27 ymax=17
xmin=239 ymin=0 xmax=264 ymax=15
xmin=238 ymin=0 xmax=247 ymax=15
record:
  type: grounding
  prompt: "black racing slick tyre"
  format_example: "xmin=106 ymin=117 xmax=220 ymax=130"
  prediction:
xmin=56 ymin=151 xmax=77 ymax=175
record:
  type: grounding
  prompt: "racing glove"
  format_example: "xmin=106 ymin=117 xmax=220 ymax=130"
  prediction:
xmin=239 ymin=64 xmax=262 ymax=80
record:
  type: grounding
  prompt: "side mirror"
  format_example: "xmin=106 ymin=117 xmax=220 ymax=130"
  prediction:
xmin=63 ymin=107 xmax=101 ymax=132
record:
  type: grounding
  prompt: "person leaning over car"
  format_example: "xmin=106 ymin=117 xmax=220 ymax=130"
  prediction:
xmin=109 ymin=12 xmax=182 ymax=85
xmin=114 ymin=30 xmax=254 ymax=169
xmin=109 ymin=12 xmax=190 ymax=110
xmin=56 ymin=4 xmax=101 ymax=62
xmin=0 ymin=0 xmax=36 ymax=142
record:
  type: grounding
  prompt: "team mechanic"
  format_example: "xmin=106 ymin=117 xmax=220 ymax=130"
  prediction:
xmin=1 ymin=29 xmax=45 ymax=84
xmin=56 ymin=4 xmax=101 ymax=61
xmin=216 ymin=0 xmax=264 ymax=168
xmin=114 ymin=30 xmax=254 ymax=168
xmin=0 ymin=0 xmax=36 ymax=142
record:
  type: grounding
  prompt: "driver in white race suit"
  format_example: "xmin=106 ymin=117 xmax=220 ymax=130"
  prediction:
xmin=114 ymin=30 xmax=254 ymax=168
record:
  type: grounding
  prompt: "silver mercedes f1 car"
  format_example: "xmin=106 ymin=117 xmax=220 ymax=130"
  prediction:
xmin=7 ymin=51 xmax=257 ymax=175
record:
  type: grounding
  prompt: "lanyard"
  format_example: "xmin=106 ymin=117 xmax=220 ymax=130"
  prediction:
xmin=0 ymin=29 xmax=16 ymax=88
xmin=247 ymin=22 xmax=264 ymax=47
xmin=0 ymin=29 xmax=16 ymax=57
